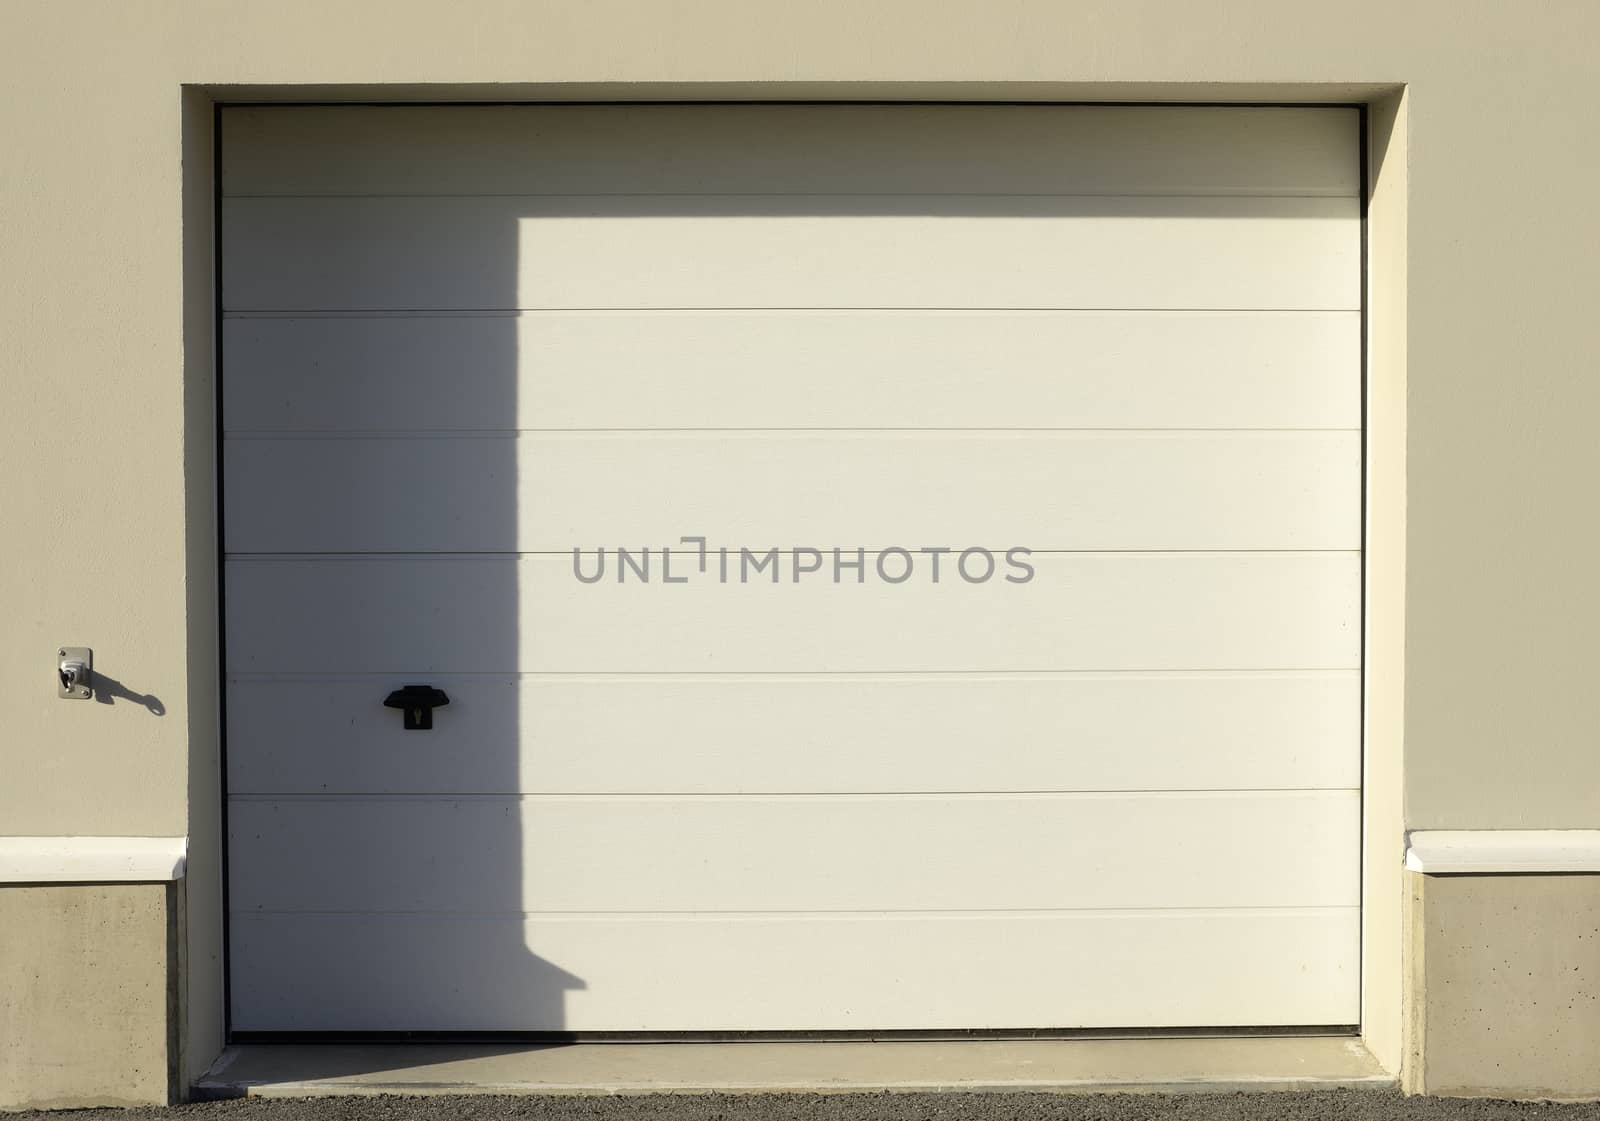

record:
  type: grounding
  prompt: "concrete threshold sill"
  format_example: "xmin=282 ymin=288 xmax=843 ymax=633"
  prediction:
xmin=197 ymin=1037 xmax=1394 ymax=1098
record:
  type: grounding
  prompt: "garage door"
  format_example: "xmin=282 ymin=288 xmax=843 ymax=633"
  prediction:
xmin=222 ymin=105 xmax=1362 ymax=1032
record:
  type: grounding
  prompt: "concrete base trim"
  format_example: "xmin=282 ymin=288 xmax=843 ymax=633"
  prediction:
xmin=0 ymin=883 xmax=178 ymax=1111
xmin=197 ymin=1038 xmax=1394 ymax=1098
xmin=1405 ymin=830 xmax=1600 ymax=873
xmin=1405 ymin=870 xmax=1600 ymax=1100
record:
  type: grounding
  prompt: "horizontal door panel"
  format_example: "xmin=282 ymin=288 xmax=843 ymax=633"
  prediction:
xmin=223 ymin=105 xmax=1359 ymax=198
xmin=229 ymin=908 xmax=1361 ymax=1031
xmin=224 ymin=552 xmax=1361 ymax=674
xmin=229 ymin=790 xmax=1359 ymax=913
xmin=222 ymin=196 xmax=1360 ymax=312
xmin=226 ymin=670 xmax=1361 ymax=795
xmin=222 ymin=310 xmax=1362 ymax=433
xmin=225 ymin=432 xmax=1360 ymax=554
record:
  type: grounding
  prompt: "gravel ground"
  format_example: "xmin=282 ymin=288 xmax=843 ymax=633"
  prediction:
xmin=14 ymin=1093 xmax=1600 ymax=1121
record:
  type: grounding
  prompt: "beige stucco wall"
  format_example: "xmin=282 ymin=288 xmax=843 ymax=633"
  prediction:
xmin=1408 ymin=873 xmax=1600 ymax=1099
xmin=0 ymin=885 xmax=175 ymax=1110
xmin=2 ymin=0 xmax=1597 ymax=1096
xmin=10 ymin=0 xmax=1600 ymax=822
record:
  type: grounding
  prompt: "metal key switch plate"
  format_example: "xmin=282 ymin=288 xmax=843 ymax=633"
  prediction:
xmin=57 ymin=647 xmax=93 ymax=699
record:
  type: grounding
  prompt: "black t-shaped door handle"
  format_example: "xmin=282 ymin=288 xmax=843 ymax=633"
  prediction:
xmin=383 ymin=684 xmax=450 ymax=730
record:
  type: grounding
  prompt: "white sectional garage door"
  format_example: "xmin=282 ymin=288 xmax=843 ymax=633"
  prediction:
xmin=222 ymin=105 xmax=1362 ymax=1032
